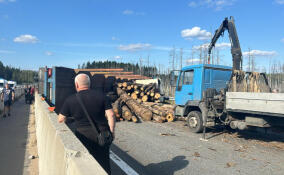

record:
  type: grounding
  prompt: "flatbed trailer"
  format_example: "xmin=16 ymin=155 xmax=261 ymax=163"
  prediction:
xmin=226 ymin=92 xmax=284 ymax=128
xmin=226 ymin=92 xmax=284 ymax=117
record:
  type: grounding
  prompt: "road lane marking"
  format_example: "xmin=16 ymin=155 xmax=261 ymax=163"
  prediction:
xmin=110 ymin=150 xmax=139 ymax=175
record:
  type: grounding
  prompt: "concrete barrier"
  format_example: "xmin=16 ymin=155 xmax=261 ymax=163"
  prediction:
xmin=35 ymin=93 xmax=107 ymax=175
xmin=0 ymin=87 xmax=25 ymax=113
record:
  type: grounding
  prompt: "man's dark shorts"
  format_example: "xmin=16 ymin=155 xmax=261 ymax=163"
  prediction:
xmin=4 ymin=100 xmax=11 ymax=107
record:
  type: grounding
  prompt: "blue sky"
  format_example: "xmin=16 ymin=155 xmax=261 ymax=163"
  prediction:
xmin=0 ymin=0 xmax=283 ymax=71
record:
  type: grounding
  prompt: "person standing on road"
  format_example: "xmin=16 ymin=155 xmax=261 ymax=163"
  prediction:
xmin=24 ymin=85 xmax=29 ymax=103
xmin=30 ymin=86 xmax=35 ymax=102
xmin=58 ymin=73 xmax=116 ymax=174
xmin=1 ymin=83 xmax=15 ymax=118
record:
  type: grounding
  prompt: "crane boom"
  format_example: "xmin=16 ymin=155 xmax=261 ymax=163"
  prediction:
xmin=208 ymin=16 xmax=242 ymax=70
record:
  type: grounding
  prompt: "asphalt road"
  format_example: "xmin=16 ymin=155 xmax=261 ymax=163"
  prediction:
xmin=111 ymin=120 xmax=284 ymax=175
xmin=2 ymin=98 xmax=283 ymax=175
xmin=0 ymin=97 xmax=30 ymax=175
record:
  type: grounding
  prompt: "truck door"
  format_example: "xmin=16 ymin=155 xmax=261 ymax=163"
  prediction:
xmin=175 ymin=70 xmax=194 ymax=105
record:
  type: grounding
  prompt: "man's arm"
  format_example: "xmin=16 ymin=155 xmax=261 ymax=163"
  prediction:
xmin=105 ymin=109 xmax=116 ymax=138
xmin=58 ymin=114 xmax=66 ymax=123
xmin=58 ymin=99 xmax=69 ymax=123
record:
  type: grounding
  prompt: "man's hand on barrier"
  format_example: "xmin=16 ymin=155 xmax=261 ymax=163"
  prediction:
xmin=58 ymin=114 xmax=66 ymax=123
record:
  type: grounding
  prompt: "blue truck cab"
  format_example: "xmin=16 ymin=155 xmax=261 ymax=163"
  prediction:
xmin=173 ymin=64 xmax=232 ymax=118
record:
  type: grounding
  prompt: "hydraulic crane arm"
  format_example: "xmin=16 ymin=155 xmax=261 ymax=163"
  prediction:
xmin=208 ymin=16 xmax=243 ymax=70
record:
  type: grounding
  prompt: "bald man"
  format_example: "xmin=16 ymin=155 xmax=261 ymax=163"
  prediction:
xmin=58 ymin=73 xmax=115 ymax=174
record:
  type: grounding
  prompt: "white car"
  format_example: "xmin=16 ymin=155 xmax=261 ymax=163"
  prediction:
xmin=8 ymin=81 xmax=17 ymax=90
xmin=0 ymin=78 xmax=7 ymax=93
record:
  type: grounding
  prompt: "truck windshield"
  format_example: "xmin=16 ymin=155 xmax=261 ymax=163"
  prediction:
xmin=9 ymin=84 xmax=14 ymax=87
xmin=0 ymin=83 xmax=3 ymax=87
xmin=177 ymin=70 xmax=194 ymax=91
xmin=183 ymin=70 xmax=194 ymax=85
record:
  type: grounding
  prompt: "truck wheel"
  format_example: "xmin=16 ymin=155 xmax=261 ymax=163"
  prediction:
xmin=187 ymin=111 xmax=203 ymax=133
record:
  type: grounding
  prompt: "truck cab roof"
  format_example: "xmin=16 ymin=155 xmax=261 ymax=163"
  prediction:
xmin=181 ymin=64 xmax=232 ymax=71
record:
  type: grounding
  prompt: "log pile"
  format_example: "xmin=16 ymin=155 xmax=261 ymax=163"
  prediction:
xmin=117 ymin=82 xmax=161 ymax=103
xmin=112 ymin=87 xmax=175 ymax=123
xmin=142 ymin=102 xmax=175 ymax=123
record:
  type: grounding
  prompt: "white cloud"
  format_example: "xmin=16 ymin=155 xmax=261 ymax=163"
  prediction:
xmin=114 ymin=56 xmax=122 ymax=59
xmin=275 ymin=0 xmax=284 ymax=4
xmin=215 ymin=42 xmax=231 ymax=49
xmin=181 ymin=27 xmax=212 ymax=40
xmin=193 ymin=43 xmax=209 ymax=50
xmin=14 ymin=34 xmax=39 ymax=43
xmin=123 ymin=10 xmax=134 ymax=15
xmin=188 ymin=0 xmax=236 ymax=10
xmin=281 ymin=38 xmax=284 ymax=43
xmin=188 ymin=1 xmax=198 ymax=7
xmin=193 ymin=42 xmax=231 ymax=50
xmin=122 ymin=10 xmax=145 ymax=16
xmin=45 ymin=51 xmax=53 ymax=56
xmin=118 ymin=43 xmax=151 ymax=52
xmin=243 ymin=50 xmax=277 ymax=57
xmin=186 ymin=58 xmax=201 ymax=63
xmin=111 ymin=36 xmax=119 ymax=41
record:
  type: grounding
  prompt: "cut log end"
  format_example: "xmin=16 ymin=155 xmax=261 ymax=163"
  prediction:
xmin=166 ymin=113 xmax=175 ymax=122
xmin=142 ymin=95 xmax=148 ymax=102
xmin=131 ymin=93 xmax=138 ymax=100
xmin=122 ymin=82 xmax=128 ymax=88
xmin=154 ymin=93 xmax=161 ymax=99
xmin=131 ymin=116 xmax=138 ymax=123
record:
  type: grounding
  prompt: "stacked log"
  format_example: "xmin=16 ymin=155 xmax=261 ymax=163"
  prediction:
xmin=142 ymin=102 xmax=175 ymax=122
xmin=117 ymin=88 xmax=152 ymax=121
xmin=116 ymin=82 xmax=161 ymax=102
xmin=122 ymin=105 xmax=133 ymax=121
xmin=112 ymin=98 xmax=122 ymax=119
xmin=112 ymin=97 xmax=139 ymax=123
xmin=113 ymin=88 xmax=175 ymax=123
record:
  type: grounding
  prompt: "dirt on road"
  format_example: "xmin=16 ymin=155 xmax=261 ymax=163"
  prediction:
xmin=0 ymin=97 xmax=38 ymax=175
xmin=25 ymin=104 xmax=39 ymax=175
xmin=112 ymin=120 xmax=284 ymax=175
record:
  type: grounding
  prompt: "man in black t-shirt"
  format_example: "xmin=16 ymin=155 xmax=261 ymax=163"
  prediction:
xmin=58 ymin=73 xmax=116 ymax=174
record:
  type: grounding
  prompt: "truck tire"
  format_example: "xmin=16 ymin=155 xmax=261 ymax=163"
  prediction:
xmin=187 ymin=111 xmax=203 ymax=133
